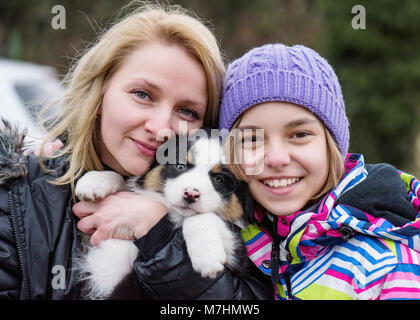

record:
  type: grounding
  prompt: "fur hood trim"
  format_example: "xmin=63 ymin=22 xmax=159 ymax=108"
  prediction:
xmin=0 ymin=118 xmax=28 ymax=184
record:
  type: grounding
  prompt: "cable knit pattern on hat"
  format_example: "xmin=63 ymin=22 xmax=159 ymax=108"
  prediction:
xmin=219 ymin=43 xmax=349 ymax=157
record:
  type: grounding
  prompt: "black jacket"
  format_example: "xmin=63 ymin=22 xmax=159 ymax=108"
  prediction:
xmin=0 ymin=124 xmax=273 ymax=300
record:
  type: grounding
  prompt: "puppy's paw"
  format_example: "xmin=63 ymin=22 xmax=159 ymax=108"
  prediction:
xmin=190 ymin=251 xmax=226 ymax=278
xmin=182 ymin=213 xmax=230 ymax=278
xmin=75 ymin=171 xmax=125 ymax=201
xmin=187 ymin=240 xmax=227 ymax=278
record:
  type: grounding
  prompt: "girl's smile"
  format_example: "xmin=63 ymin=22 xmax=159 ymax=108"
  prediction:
xmin=238 ymin=101 xmax=329 ymax=216
xmin=260 ymin=176 xmax=303 ymax=195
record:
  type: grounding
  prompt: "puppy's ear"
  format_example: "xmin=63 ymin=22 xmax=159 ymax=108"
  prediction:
xmin=126 ymin=164 xmax=163 ymax=192
xmin=233 ymin=181 xmax=255 ymax=224
xmin=223 ymin=193 xmax=245 ymax=221
xmin=141 ymin=165 xmax=164 ymax=193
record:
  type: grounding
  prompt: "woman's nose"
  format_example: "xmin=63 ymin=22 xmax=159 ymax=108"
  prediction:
xmin=264 ymin=143 xmax=291 ymax=168
xmin=144 ymin=106 xmax=173 ymax=140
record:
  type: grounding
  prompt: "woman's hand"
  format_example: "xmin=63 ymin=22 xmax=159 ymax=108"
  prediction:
xmin=25 ymin=139 xmax=64 ymax=156
xmin=72 ymin=191 xmax=168 ymax=246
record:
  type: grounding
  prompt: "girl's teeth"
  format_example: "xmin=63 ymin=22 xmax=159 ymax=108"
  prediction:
xmin=263 ymin=178 xmax=300 ymax=188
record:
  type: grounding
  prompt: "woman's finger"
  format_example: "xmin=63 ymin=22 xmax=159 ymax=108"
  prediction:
xmin=51 ymin=139 xmax=64 ymax=150
xmin=28 ymin=139 xmax=64 ymax=156
xmin=72 ymin=200 xmax=98 ymax=219
xmin=90 ymin=226 xmax=110 ymax=246
xmin=77 ymin=215 xmax=98 ymax=234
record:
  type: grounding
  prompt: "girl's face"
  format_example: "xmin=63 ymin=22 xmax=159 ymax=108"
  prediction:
xmin=98 ymin=42 xmax=207 ymax=176
xmin=238 ymin=102 xmax=329 ymax=216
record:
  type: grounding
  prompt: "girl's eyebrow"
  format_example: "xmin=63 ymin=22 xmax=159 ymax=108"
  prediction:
xmin=237 ymin=125 xmax=262 ymax=130
xmin=238 ymin=117 xmax=317 ymax=130
xmin=285 ymin=117 xmax=317 ymax=129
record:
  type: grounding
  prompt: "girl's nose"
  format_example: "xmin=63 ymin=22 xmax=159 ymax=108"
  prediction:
xmin=264 ymin=143 xmax=291 ymax=168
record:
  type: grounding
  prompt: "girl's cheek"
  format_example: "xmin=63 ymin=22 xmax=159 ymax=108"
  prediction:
xmin=240 ymin=148 xmax=265 ymax=176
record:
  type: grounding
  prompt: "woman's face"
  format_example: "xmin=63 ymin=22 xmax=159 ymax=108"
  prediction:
xmin=238 ymin=101 xmax=329 ymax=216
xmin=98 ymin=42 xmax=208 ymax=176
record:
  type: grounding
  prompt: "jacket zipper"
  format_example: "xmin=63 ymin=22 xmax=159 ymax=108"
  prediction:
xmin=270 ymin=216 xmax=281 ymax=286
xmin=8 ymin=190 xmax=30 ymax=299
xmin=283 ymin=273 xmax=293 ymax=299
xmin=269 ymin=215 xmax=293 ymax=299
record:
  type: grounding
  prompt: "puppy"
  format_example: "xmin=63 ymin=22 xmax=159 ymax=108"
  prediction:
xmin=74 ymin=132 xmax=253 ymax=299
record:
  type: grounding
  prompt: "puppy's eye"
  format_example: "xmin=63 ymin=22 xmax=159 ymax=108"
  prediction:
xmin=212 ymin=175 xmax=224 ymax=184
xmin=214 ymin=171 xmax=239 ymax=193
xmin=176 ymin=164 xmax=186 ymax=171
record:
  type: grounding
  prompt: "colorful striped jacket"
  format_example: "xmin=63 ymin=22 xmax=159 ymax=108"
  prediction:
xmin=241 ymin=154 xmax=420 ymax=300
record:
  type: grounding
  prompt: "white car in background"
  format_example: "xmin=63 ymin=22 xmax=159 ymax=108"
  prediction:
xmin=0 ymin=58 xmax=63 ymax=146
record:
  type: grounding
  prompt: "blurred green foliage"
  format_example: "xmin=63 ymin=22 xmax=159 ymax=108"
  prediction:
xmin=317 ymin=0 xmax=420 ymax=173
xmin=0 ymin=0 xmax=419 ymax=174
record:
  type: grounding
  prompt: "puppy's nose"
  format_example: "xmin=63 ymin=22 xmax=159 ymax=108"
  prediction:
xmin=183 ymin=187 xmax=200 ymax=204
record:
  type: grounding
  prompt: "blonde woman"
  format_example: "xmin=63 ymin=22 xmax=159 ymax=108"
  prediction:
xmin=0 ymin=4 xmax=272 ymax=299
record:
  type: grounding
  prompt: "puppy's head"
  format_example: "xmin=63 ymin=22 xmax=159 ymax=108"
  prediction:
xmin=130 ymin=132 xmax=252 ymax=221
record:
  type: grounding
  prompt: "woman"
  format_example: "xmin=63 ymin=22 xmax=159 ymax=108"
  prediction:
xmin=0 ymin=3 xmax=272 ymax=299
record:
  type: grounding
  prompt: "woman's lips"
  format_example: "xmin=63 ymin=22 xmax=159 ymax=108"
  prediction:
xmin=131 ymin=138 xmax=157 ymax=157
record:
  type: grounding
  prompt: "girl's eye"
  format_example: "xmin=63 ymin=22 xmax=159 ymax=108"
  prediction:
xmin=242 ymin=136 xmax=257 ymax=143
xmin=176 ymin=164 xmax=186 ymax=171
xmin=133 ymin=90 xmax=151 ymax=101
xmin=241 ymin=135 xmax=264 ymax=148
xmin=291 ymin=131 xmax=311 ymax=139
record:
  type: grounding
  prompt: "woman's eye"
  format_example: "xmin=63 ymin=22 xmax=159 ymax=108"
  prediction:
xmin=179 ymin=108 xmax=199 ymax=120
xmin=133 ymin=90 xmax=151 ymax=101
xmin=176 ymin=164 xmax=186 ymax=171
xmin=180 ymin=108 xmax=192 ymax=116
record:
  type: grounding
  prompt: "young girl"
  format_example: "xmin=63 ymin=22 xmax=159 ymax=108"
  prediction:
xmin=219 ymin=43 xmax=420 ymax=300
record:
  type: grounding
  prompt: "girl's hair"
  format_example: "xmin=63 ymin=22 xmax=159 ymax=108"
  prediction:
xmin=224 ymin=115 xmax=345 ymax=202
xmin=39 ymin=1 xmax=225 ymax=192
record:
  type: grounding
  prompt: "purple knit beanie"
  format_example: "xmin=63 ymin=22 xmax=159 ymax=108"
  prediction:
xmin=219 ymin=43 xmax=349 ymax=158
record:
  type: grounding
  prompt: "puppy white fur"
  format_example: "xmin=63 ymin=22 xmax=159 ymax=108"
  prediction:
xmin=182 ymin=212 xmax=238 ymax=278
xmin=74 ymin=171 xmax=139 ymax=299
xmin=74 ymin=136 xmax=244 ymax=299
xmin=75 ymin=170 xmax=125 ymax=201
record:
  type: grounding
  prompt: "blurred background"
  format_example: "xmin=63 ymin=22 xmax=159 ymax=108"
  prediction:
xmin=0 ymin=0 xmax=419 ymax=176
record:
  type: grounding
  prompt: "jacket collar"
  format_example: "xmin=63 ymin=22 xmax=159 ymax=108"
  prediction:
xmin=242 ymin=153 xmax=420 ymax=268
xmin=0 ymin=119 xmax=28 ymax=185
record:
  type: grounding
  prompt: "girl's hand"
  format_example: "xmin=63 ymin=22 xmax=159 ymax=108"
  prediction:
xmin=72 ymin=191 xmax=168 ymax=246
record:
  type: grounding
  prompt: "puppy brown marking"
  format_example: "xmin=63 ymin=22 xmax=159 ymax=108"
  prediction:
xmin=186 ymin=150 xmax=194 ymax=164
xmin=143 ymin=165 xmax=163 ymax=192
xmin=212 ymin=164 xmax=222 ymax=174
xmin=222 ymin=194 xmax=243 ymax=221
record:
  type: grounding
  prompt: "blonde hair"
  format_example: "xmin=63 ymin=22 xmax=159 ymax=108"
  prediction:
xmin=40 ymin=1 xmax=225 ymax=193
xmin=224 ymin=115 xmax=345 ymax=203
